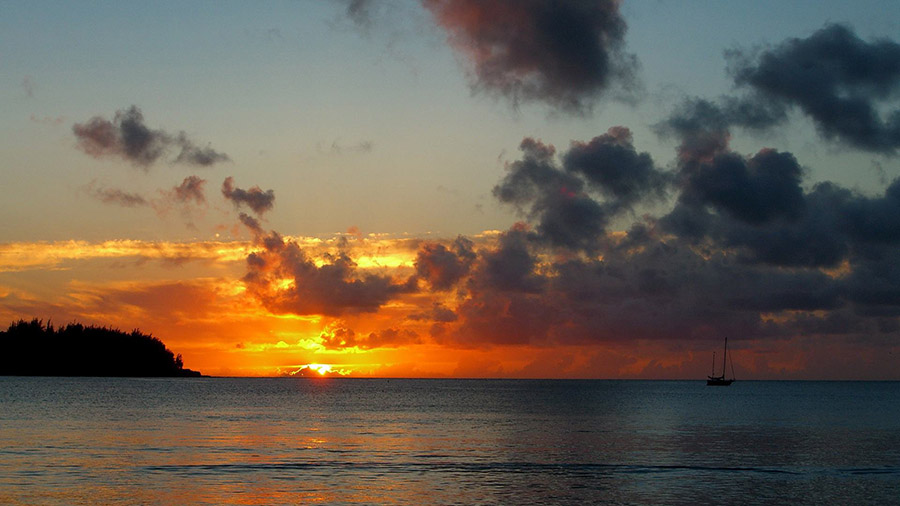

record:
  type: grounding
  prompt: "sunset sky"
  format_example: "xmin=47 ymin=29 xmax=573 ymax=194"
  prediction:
xmin=3 ymin=0 xmax=900 ymax=378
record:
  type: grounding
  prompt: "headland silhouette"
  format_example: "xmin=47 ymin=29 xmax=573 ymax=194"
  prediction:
xmin=0 ymin=319 xmax=202 ymax=377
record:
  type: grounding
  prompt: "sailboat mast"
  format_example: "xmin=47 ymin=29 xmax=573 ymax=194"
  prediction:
xmin=730 ymin=349 xmax=736 ymax=381
xmin=722 ymin=338 xmax=728 ymax=378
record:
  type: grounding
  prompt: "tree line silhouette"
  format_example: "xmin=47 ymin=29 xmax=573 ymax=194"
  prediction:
xmin=0 ymin=319 xmax=202 ymax=377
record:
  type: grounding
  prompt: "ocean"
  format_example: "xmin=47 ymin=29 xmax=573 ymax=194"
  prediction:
xmin=1 ymin=378 xmax=898 ymax=505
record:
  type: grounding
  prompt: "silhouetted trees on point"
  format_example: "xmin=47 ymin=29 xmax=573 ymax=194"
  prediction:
xmin=0 ymin=319 xmax=202 ymax=377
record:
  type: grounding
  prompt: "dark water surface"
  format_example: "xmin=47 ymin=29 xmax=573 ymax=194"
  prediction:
xmin=1 ymin=378 xmax=898 ymax=504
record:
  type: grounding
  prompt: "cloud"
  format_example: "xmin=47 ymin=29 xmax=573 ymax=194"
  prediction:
xmin=320 ymin=325 xmax=421 ymax=350
xmin=171 ymin=176 xmax=207 ymax=205
xmin=493 ymin=138 xmax=607 ymax=251
xmin=0 ymin=239 xmax=251 ymax=273
xmin=407 ymin=302 xmax=458 ymax=322
xmin=238 ymin=212 xmax=264 ymax=236
xmin=563 ymin=126 xmax=669 ymax=207
xmin=343 ymin=0 xmax=374 ymax=28
xmin=222 ymin=177 xmax=275 ymax=216
xmin=445 ymin=222 xmax=855 ymax=347
xmin=319 ymin=139 xmax=374 ymax=155
xmin=422 ymin=0 xmax=638 ymax=114
xmin=221 ymin=180 xmax=419 ymax=317
xmin=150 ymin=176 xmax=210 ymax=229
xmin=661 ymin=25 xmax=900 ymax=156
xmin=657 ymin=103 xmax=900 ymax=271
xmin=677 ymin=148 xmax=806 ymax=225
xmin=173 ymin=134 xmax=231 ymax=166
xmin=22 ymin=76 xmax=36 ymax=98
xmin=729 ymin=24 xmax=900 ymax=153
xmin=243 ymin=230 xmax=416 ymax=316
xmin=72 ymin=106 xmax=229 ymax=167
xmin=93 ymin=188 xmax=148 ymax=208
xmin=83 ymin=176 xmax=210 ymax=229
xmin=658 ymin=25 xmax=900 ymax=160
xmin=656 ymin=97 xmax=777 ymax=164
xmin=30 ymin=114 xmax=66 ymax=126
xmin=415 ymin=236 xmax=475 ymax=290
xmin=84 ymin=182 xmax=148 ymax=208
xmin=493 ymin=131 xmax=668 ymax=251
xmin=474 ymin=224 xmax=545 ymax=294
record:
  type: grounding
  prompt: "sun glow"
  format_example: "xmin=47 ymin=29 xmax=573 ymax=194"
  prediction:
xmin=308 ymin=363 xmax=332 ymax=375
xmin=286 ymin=363 xmax=353 ymax=377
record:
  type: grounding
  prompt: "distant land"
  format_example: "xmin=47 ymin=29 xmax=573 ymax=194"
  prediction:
xmin=0 ymin=319 xmax=202 ymax=377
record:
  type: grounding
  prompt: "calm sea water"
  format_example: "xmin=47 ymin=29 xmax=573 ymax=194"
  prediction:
xmin=1 ymin=378 xmax=898 ymax=505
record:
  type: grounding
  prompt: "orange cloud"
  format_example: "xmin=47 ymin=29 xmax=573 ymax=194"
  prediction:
xmin=0 ymin=239 xmax=252 ymax=272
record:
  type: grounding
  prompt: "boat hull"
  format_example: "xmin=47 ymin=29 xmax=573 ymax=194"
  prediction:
xmin=706 ymin=377 xmax=733 ymax=386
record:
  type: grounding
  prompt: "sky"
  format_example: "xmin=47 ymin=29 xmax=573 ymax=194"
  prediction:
xmin=2 ymin=0 xmax=900 ymax=378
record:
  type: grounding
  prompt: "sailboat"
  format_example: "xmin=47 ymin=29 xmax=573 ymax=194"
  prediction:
xmin=706 ymin=337 xmax=735 ymax=386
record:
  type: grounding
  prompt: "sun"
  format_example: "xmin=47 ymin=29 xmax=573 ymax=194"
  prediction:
xmin=306 ymin=363 xmax=333 ymax=376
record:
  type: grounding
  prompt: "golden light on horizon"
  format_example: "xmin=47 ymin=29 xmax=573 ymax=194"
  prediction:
xmin=284 ymin=363 xmax=353 ymax=377
xmin=309 ymin=363 xmax=332 ymax=375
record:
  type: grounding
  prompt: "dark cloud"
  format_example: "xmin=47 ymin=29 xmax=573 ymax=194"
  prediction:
xmin=238 ymin=213 xmax=264 ymax=236
xmin=344 ymin=0 xmax=374 ymax=28
xmin=659 ymin=25 xmax=900 ymax=158
xmin=443 ymin=219 xmax=868 ymax=348
xmin=844 ymin=245 xmax=900 ymax=314
xmin=729 ymin=24 xmax=900 ymax=153
xmin=72 ymin=106 xmax=229 ymax=168
xmin=661 ymin=143 xmax=900 ymax=270
xmin=422 ymin=0 xmax=638 ymax=114
xmin=656 ymin=96 xmax=845 ymax=268
xmin=320 ymin=326 xmax=421 ymax=350
xmin=174 ymin=135 xmax=231 ymax=166
xmin=320 ymin=327 xmax=358 ymax=349
xmin=715 ymin=182 xmax=852 ymax=268
xmin=493 ymin=138 xmax=607 ymax=251
xmin=475 ymin=224 xmax=545 ymax=294
xmin=840 ymin=177 xmax=900 ymax=244
xmin=407 ymin=302 xmax=458 ymax=322
xmin=656 ymin=97 xmax=785 ymax=165
xmin=73 ymin=106 xmax=166 ymax=167
xmin=494 ymin=133 xmax=668 ymax=251
xmin=415 ymin=236 xmax=475 ymax=290
xmin=243 ymin=231 xmax=416 ymax=316
xmin=658 ymin=96 xmax=787 ymax=143
xmin=222 ymin=177 xmax=275 ymax=216
xmin=563 ymin=126 xmax=669 ymax=207
xmin=454 ymin=287 xmax=561 ymax=346
xmin=678 ymin=148 xmax=806 ymax=225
